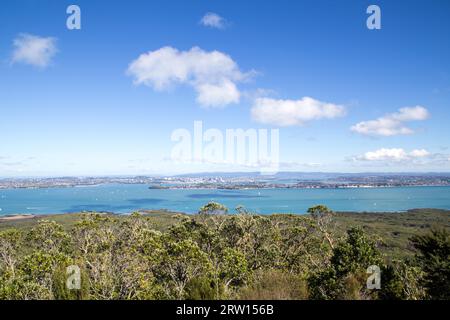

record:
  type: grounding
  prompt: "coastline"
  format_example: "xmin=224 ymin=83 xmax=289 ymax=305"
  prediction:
xmin=2 ymin=183 xmax=450 ymax=191
xmin=0 ymin=209 xmax=183 ymax=221
xmin=0 ymin=214 xmax=36 ymax=221
xmin=2 ymin=208 xmax=450 ymax=222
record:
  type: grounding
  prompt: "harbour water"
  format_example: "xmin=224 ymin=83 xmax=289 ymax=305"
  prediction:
xmin=0 ymin=184 xmax=449 ymax=215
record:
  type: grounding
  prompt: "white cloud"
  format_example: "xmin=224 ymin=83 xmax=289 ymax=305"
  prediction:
xmin=351 ymin=106 xmax=429 ymax=136
xmin=196 ymin=79 xmax=240 ymax=106
xmin=356 ymin=148 xmax=431 ymax=161
xmin=409 ymin=149 xmax=430 ymax=158
xmin=12 ymin=34 xmax=57 ymax=68
xmin=200 ymin=12 xmax=227 ymax=29
xmin=391 ymin=106 xmax=429 ymax=121
xmin=251 ymin=97 xmax=346 ymax=126
xmin=127 ymin=46 xmax=252 ymax=108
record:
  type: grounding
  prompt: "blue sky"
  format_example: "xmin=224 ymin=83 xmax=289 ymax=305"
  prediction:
xmin=0 ymin=0 xmax=450 ymax=177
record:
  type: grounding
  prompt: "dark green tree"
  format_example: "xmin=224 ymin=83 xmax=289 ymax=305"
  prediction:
xmin=410 ymin=229 xmax=450 ymax=300
xmin=308 ymin=227 xmax=383 ymax=300
xmin=198 ymin=202 xmax=228 ymax=215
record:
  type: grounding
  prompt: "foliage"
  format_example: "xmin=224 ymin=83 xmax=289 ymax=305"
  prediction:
xmin=410 ymin=229 xmax=450 ymax=300
xmin=308 ymin=227 xmax=383 ymax=300
xmin=379 ymin=260 xmax=424 ymax=300
xmin=0 ymin=205 xmax=448 ymax=300
xmin=199 ymin=201 xmax=228 ymax=215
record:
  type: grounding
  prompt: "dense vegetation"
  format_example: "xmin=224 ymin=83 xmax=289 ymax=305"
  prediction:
xmin=0 ymin=203 xmax=449 ymax=300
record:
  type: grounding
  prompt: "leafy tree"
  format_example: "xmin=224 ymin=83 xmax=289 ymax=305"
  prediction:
xmin=113 ymin=214 xmax=164 ymax=299
xmin=157 ymin=238 xmax=212 ymax=299
xmin=71 ymin=214 xmax=118 ymax=299
xmin=52 ymin=262 xmax=90 ymax=300
xmin=27 ymin=220 xmax=71 ymax=254
xmin=331 ymin=227 xmax=382 ymax=276
xmin=0 ymin=229 xmax=22 ymax=278
xmin=379 ymin=260 xmax=424 ymax=300
xmin=278 ymin=216 xmax=330 ymax=274
xmin=18 ymin=250 xmax=70 ymax=299
xmin=71 ymin=213 xmax=164 ymax=299
xmin=220 ymin=213 xmax=279 ymax=270
xmin=199 ymin=202 xmax=228 ymax=215
xmin=219 ymin=247 xmax=249 ymax=292
xmin=308 ymin=227 xmax=383 ymax=300
xmin=307 ymin=205 xmax=335 ymax=249
xmin=0 ymin=222 xmax=73 ymax=300
xmin=410 ymin=229 xmax=450 ymax=300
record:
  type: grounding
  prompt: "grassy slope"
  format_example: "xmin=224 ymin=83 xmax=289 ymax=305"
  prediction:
xmin=334 ymin=209 xmax=450 ymax=259
xmin=1 ymin=208 xmax=449 ymax=259
xmin=0 ymin=210 xmax=181 ymax=232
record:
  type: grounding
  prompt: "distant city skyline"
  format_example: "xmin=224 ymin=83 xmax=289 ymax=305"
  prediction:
xmin=1 ymin=0 xmax=450 ymax=177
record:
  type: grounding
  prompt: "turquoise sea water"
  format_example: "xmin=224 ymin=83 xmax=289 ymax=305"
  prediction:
xmin=0 ymin=184 xmax=449 ymax=215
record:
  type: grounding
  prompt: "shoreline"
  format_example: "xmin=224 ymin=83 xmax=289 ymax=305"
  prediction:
xmin=2 ymin=183 xmax=450 ymax=191
xmin=2 ymin=208 xmax=450 ymax=222
xmin=0 ymin=214 xmax=36 ymax=221
xmin=0 ymin=209 xmax=184 ymax=221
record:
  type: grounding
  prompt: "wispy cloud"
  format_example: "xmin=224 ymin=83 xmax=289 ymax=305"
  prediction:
xmin=251 ymin=97 xmax=346 ymax=126
xmin=12 ymin=33 xmax=57 ymax=68
xmin=279 ymin=161 xmax=323 ymax=169
xmin=127 ymin=46 xmax=254 ymax=108
xmin=351 ymin=106 xmax=429 ymax=137
xmin=351 ymin=148 xmax=450 ymax=169
xmin=200 ymin=12 xmax=228 ymax=29
xmin=0 ymin=156 xmax=39 ymax=175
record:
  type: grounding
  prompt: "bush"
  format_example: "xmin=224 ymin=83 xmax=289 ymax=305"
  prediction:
xmin=308 ymin=227 xmax=383 ymax=300
xmin=410 ymin=229 xmax=450 ymax=300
